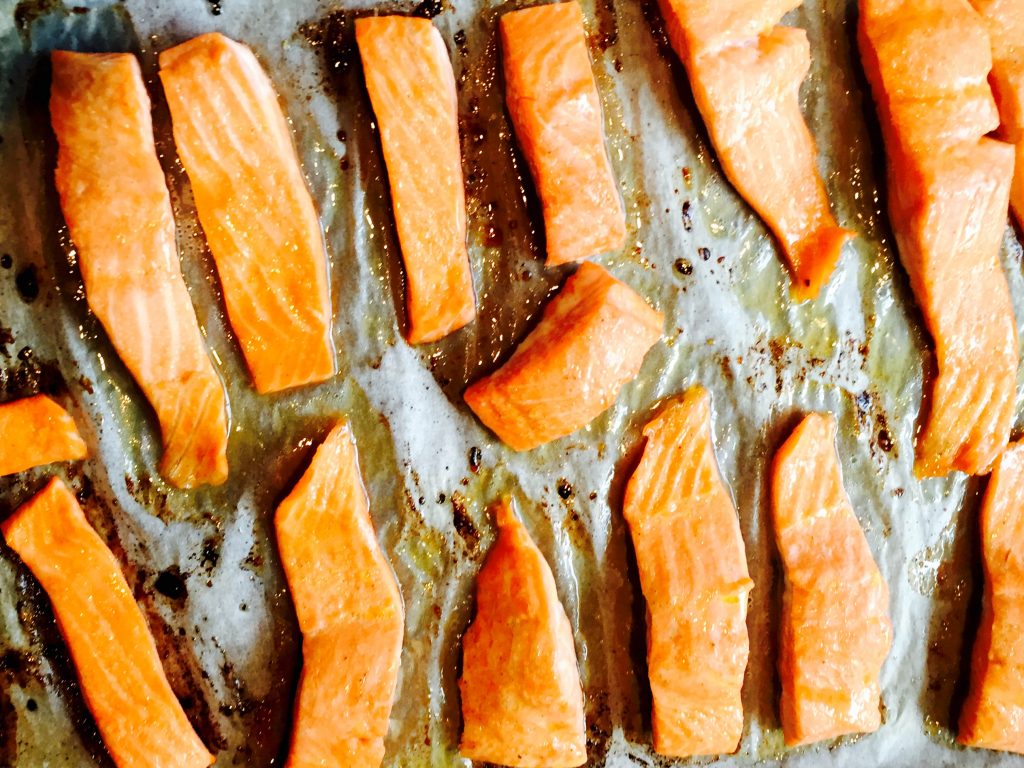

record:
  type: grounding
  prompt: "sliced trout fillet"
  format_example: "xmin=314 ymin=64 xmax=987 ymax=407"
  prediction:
xmin=50 ymin=51 xmax=228 ymax=488
xmin=959 ymin=441 xmax=1024 ymax=753
xmin=970 ymin=0 xmax=1024 ymax=229
xmin=771 ymin=413 xmax=892 ymax=746
xmin=501 ymin=1 xmax=626 ymax=266
xmin=657 ymin=0 xmax=853 ymax=300
xmin=1 ymin=478 xmax=213 ymax=767
xmin=859 ymin=0 xmax=1018 ymax=477
xmin=275 ymin=421 xmax=404 ymax=768
xmin=623 ymin=386 xmax=753 ymax=756
xmin=159 ymin=33 xmax=335 ymax=394
xmin=459 ymin=497 xmax=586 ymax=767
xmin=356 ymin=16 xmax=476 ymax=344
xmin=0 ymin=394 xmax=87 ymax=476
xmin=464 ymin=262 xmax=662 ymax=451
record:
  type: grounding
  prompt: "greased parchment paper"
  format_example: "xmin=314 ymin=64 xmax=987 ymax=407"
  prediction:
xmin=1 ymin=0 xmax=1022 ymax=765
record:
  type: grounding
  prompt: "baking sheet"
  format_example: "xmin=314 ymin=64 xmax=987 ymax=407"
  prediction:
xmin=1 ymin=0 xmax=1023 ymax=765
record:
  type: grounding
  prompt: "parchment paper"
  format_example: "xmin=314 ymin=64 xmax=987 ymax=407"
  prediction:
xmin=1 ymin=0 xmax=1023 ymax=765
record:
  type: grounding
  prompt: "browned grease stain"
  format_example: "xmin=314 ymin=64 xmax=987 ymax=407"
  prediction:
xmin=588 ymin=0 xmax=619 ymax=55
xmin=0 ymin=355 xmax=65 ymax=400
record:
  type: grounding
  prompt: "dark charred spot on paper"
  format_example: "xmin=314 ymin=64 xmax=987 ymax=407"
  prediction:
xmin=15 ymin=265 xmax=38 ymax=303
xmin=412 ymin=0 xmax=445 ymax=19
xmin=154 ymin=568 xmax=188 ymax=601
xmin=674 ymin=258 xmax=692 ymax=276
xmin=451 ymin=491 xmax=480 ymax=554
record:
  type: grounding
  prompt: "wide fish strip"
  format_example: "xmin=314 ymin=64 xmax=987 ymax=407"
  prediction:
xmin=459 ymin=497 xmax=586 ymax=767
xmin=771 ymin=413 xmax=892 ymax=746
xmin=859 ymin=0 xmax=1018 ymax=476
xmin=275 ymin=421 xmax=404 ymax=768
xmin=1 ymin=478 xmax=213 ymax=767
xmin=960 ymin=441 xmax=1024 ymax=754
xmin=501 ymin=1 xmax=626 ymax=266
xmin=464 ymin=262 xmax=662 ymax=451
xmin=50 ymin=51 xmax=228 ymax=488
xmin=159 ymin=33 xmax=335 ymax=394
xmin=356 ymin=16 xmax=476 ymax=344
xmin=658 ymin=0 xmax=853 ymax=300
xmin=623 ymin=386 xmax=753 ymax=756
xmin=0 ymin=394 xmax=87 ymax=476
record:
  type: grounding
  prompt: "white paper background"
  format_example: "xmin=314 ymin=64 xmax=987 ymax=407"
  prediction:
xmin=1 ymin=0 xmax=1023 ymax=765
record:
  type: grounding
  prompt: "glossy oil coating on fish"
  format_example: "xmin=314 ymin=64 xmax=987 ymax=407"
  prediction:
xmin=1 ymin=478 xmax=213 ymax=768
xmin=50 ymin=51 xmax=228 ymax=488
xmin=159 ymin=33 xmax=335 ymax=394
xmin=500 ymin=1 xmax=626 ymax=266
xmin=970 ymin=0 xmax=1024 ymax=230
xmin=0 ymin=394 xmax=87 ymax=477
xmin=859 ymin=0 xmax=1018 ymax=477
xmin=275 ymin=421 xmax=403 ymax=768
xmin=960 ymin=441 xmax=1024 ymax=754
xmin=771 ymin=413 xmax=892 ymax=746
xmin=356 ymin=16 xmax=476 ymax=344
xmin=459 ymin=497 xmax=586 ymax=767
xmin=657 ymin=0 xmax=853 ymax=300
xmin=465 ymin=262 xmax=662 ymax=451
xmin=623 ymin=386 xmax=753 ymax=756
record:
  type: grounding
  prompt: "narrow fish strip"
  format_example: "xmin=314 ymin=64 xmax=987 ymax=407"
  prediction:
xmin=1 ymin=478 xmax=213 ymax=767
xmin=159 ymin=33 xmax=335 ymax=395
xmin=459 ymin=497 xmax=586 ymax=767
xmin=960 ymin=441 xmax=1024 ymax=754
xmin=500 ymin=1 xmax=626 ymax=266
xmin=657 ymin=0 xmax=853 ymax=299
xmin=275 ymin=421 xmax=403 ymax=767
xmin=771 ymin=413 xmax=891 ymax=746
xmin=356 ymin=16 xmax=476 ymax=344
xmin=859 ymin=0 xmax=1018 ymax=476
xmin=623 ymin=386 xmax=753 ymax=756
xmin=50 ymin=51 xmax=228 ymax=488
xmin=970 ymin=0 xmax=1024 ymax=229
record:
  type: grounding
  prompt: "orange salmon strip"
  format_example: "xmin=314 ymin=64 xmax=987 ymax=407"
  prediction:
xmin=1 ymin=478 xmax=213 ymax=767
xmin=356 ymin=16 xmax=476 ymax=344
xmin=658 ymin=0 xmax=853 ymax=300
xmin=771 ymin=413 xmax=892 ymax=746
xmin=501 ymin=1 xmax=626 ymax=266
xmin=459 ymin=497 xmax=586 ymax=767
xmin=159 ymin=33 xmax=335 ymax=394
xmin=50 ymin=51 xmax=228 ymax=488
xmin=465 ymin=262 xmax=662 ymax=451
xmin=971 ymin=0 xmax=1024 ymax=229
xmin=623 ymin=386 xmax=753 ymax=756
xmin=859 ymin=0 xmax=1018 ymax=477
xmin=275 ymin=421 xmax=403 ymax=767
xmin=960 ymin=441 xmax=1024 ymax=753
xmin=0 ymin=394 xmax=87 ymax=476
